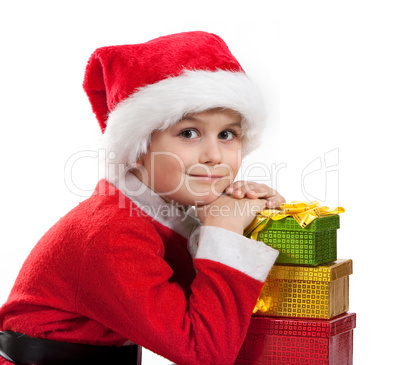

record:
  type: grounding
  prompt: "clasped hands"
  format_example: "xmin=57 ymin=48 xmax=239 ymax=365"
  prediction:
xmin=196 ymin=181 xmax=285 ymax=236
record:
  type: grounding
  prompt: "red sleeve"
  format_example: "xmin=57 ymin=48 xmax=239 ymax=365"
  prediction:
xmin=75 ymin=218 xmax=264 ymax=365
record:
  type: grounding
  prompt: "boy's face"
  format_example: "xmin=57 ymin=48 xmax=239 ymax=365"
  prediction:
xmin=133 ymin=108 xmax=243 ymax=206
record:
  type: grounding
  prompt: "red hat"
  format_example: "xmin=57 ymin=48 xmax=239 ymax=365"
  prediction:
xmin=83 ymin=31 xmax=265 ymax=183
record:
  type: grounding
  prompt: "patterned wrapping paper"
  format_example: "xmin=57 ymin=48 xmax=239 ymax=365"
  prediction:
xmin=256 ymin=215 xmax=339 ymax=266
xmin=235 ymin=312 xmax=356 ymax=365
xmin=256 ymin=260 xmax=352 ymax=319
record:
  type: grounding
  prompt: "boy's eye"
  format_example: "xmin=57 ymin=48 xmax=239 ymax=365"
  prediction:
xmin=218 ymin=130 xmax=237 ymax=140
xmin=180 ymin=129 xmax=198 ymax=139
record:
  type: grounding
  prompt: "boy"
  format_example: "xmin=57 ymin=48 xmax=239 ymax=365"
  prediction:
xmin=0 ymin=31 xmax=283 ymax=364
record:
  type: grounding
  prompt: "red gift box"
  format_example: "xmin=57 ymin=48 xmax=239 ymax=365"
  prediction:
xmin=235 ymin=312 xmax=356 ymax=365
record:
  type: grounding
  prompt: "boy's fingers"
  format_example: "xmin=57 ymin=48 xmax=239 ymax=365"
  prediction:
xmin=225 ymin=186 xmax=234 ymax=194
xmin=271 ymin=194 xmax=286 ymax=205
xmin=247 ymin=185 xmax=285 ymax=203
xmin=227 ymin=182 xmax=261 ymax=198
xmin=242 ymin=191 xmax=263 ymax=199
xmin=225 ymin=183 xmax=243 ymax=195
xmin=252 ymin=185 xmax=278 ymax=197
xmin=229 ymin=181 xmax=249 ymax=189
xmin=225 ymin=182 xmax=286 ymax=206
xmin=227 ymin=181 xmax=256 ymax=191
xmin=266 ymin=199 xmax=278 ymax=208
xmin=266 ymin=194 xmax=286 ymax=208
xmin=234 ymin=189 xmax=249 ymax=198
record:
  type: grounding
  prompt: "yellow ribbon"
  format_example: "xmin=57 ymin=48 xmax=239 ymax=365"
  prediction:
xmin=253 ymin=297 xmax=272 ymax=314
xmin=248 ymin=201 xmax=345 ymax=313
xmin=244 ymin=201 xmax=345 ymax=240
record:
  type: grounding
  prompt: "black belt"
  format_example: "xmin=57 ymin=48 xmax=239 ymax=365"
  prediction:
xmin=0 ymin=331 xmax=141 ymax=365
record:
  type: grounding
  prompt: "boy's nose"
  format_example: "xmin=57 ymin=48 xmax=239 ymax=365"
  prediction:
xmin=199 ymin=138 xmax=223 ymax=165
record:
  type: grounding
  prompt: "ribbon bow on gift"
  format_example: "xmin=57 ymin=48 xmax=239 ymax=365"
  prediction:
xmin=244 ymin=201 xmax=345 ymax=240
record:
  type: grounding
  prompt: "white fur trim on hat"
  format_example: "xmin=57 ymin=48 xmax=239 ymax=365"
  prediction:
xmin=100 ymin=69 xmax=266 ymax=186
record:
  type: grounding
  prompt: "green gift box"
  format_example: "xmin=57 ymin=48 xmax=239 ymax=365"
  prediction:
xmin=256 ymin=215 xmax=339 ymax=266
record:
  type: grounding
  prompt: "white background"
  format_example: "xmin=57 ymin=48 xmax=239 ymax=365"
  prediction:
xmin=1 ymin=1 xmax=401 ymax=364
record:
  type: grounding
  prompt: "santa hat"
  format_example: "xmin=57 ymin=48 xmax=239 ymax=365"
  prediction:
xmin=83 ymin=31 xmax=266 ymax=185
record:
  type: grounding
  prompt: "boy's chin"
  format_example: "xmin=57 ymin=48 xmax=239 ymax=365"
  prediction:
xmin=190 ymin=193 xmax=224 ymax=207
xmin=166 ymin=192 xmax=223 ymax=207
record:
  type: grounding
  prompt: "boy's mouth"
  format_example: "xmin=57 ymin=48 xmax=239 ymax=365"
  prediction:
xmin=188 ymin=174 xmax=225 ymax=180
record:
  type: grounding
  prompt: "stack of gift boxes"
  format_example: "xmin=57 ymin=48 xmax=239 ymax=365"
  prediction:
xmin=235 ymin=212 xmax=356 ymax=364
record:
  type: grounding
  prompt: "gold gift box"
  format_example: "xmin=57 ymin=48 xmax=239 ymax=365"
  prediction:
xmin=257 ymin=259 xmax=352 ymax=319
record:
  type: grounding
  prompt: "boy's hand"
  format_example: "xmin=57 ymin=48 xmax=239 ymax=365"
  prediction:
xmin=196 ymin=194 xmax=269 ymax=236
xmin=224 ymin=181 xmax=285 ymax=208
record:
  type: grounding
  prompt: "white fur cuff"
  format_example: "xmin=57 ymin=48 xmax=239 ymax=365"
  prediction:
xmin=195 ymin=226 xmax=279 ymax=282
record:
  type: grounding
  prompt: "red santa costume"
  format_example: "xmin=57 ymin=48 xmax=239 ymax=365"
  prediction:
xmin=0 ymin=31 xmax=279 ymax=365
